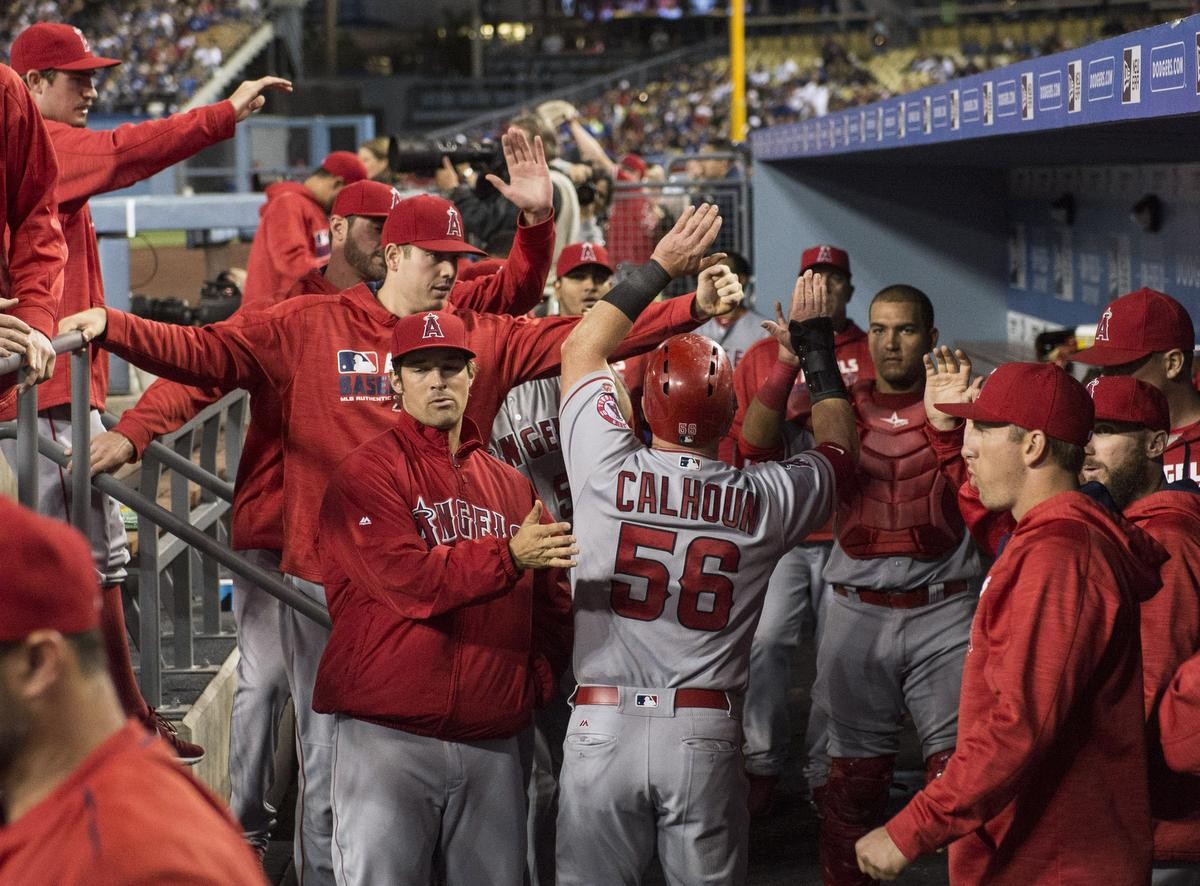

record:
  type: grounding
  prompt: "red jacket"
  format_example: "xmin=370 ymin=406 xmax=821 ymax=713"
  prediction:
xmin=99 ymin=285 xmax=701 ymax=581
xmin=886 ymin=491 xmax=1165 ymax=885
xmin=313 ymin=412 xmax=573 ymax=740
xmin=1164 ymin=419 xmax=1200 ymax=485
xmin=0 ymin=63 xmax=65 ymax=355
xmin=3 ymin=101 xmax=238 ymax=419
xmin=0 ymin=721 xmax=266 ymax=885
xmin=240 ymin=181 xmax=330 ymax=311
xmin=1161 ymin=652 xmax=1200 ymax=774
xmin=111 ymin=219 xmax=556 ymax=552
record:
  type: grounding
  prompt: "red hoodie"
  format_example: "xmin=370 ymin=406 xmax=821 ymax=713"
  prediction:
xmin=1 ymin=101 xmax=238 ymax=420
xmin=1161 ymin=653 xmax=1200 ymax=774
xmin=240 ymin=181 xmax=330 ymax=311
xmin=313 ymin=412 xmax=573 ymax=740
xmin=111 ymin=218 xmax=555 ymax=552
xmin=99 ymin=286 xmax=701 ymax=581
xmin=1 ymin=63 xmax=64 ymax=345
xmin=886 ymin=491 xmax=1165 ymax=884
xmin=1164 ymin=420 xmax=1200 ymax=485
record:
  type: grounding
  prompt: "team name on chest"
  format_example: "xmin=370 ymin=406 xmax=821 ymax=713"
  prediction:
xmin=411 ymin=495 xmax=518 ymax=545
xmin=492 ymin=418 xmax=561 ymax=467
xmin=615 ymin=470 xmax=759 ymax=533
xmin=336 ymin=347 xmax=393 ymax=402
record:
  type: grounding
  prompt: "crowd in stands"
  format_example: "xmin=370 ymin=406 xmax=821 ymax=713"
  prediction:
xmin=0 ymin=0 xmax=261 ymax=115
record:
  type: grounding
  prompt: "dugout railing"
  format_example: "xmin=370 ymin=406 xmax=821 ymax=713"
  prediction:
xmin=0 ymin=336 xmax=329 ymax=709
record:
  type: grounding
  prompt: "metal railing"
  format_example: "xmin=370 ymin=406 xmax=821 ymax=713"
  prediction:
xmin=0 ymin=335 xmax=329 ymax=708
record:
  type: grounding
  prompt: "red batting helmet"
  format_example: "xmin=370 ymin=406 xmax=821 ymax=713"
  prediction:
xmin=641 ymin=333 xmax=735 ymax=447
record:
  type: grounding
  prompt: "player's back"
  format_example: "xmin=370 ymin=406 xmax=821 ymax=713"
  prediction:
xmin=565 ymin=376 xmax=839 ymax=691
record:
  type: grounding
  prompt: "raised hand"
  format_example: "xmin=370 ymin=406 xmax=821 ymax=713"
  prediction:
xmin=923 ymin=345 xmax=977 ymax=431
xmin=485 ymin=128 xmax=553 ymax=224
xmin=649 ymin=204 xmax=722 ymax=278
xmin=760 ymin=301 xmax=801 ymax=366
xmin=227 ymin=76 xmax=293 ymax=123
xmin=508 ymin=501 xmax=579 ymax=570
xmin=694 ymin=263 xmax=744 ymax=319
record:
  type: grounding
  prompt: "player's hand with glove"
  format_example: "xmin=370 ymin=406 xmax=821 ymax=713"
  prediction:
xmin=485 ymin=127 xmax=554 ymax=226
xmin=508 ymin=501 xmax=579 ymax=570
xmin=923 ymin=345 xmax=983 ymax=432
xmin=649 ymin=203 xmax=723 ymax=278
xmin=63 ymin=431 xmax=136 ymax=477
xmin=855 ymin=827 xmax=910 ymax=880
xmin=761 ymin=269 xmax=830 ymax=348
xmin=693 ymin=263 xmax=744 ymax=320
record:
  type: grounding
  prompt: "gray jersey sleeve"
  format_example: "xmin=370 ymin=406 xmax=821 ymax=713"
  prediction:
xmin=560 ymin=370 xmax=642 ymax=490
xmin=745 ymin=450 xmax=838 ymax=551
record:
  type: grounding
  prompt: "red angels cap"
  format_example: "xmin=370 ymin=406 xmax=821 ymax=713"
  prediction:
xmin=799 ymin=244 xmax=851 ymax=276
xmin=620 ymin=153 xmax=648 ymax=176
xmin=1087 ymin=376 xmax=1170 ymax=433
xmin=10 ymin=23 xmax=121 ymax=75
xmin=319 ymin=151 xmax=368 ymax=185
xmin=381 ymin=194 xmax=486 ymax=255
xmin=391 ymin=311 xmax=476 ymax=363
xmin=331 ymin=180 xmax=401 ymax=218
xmin=936 ymin=361 xmax=1094 ymax=447
xmin=0 ymin=498 xmax=102 ymax=642
xmin=1073 ymin=288 xmax=1195 ymax=367
xmin=556 ymin=242 xmax=614 ymax=278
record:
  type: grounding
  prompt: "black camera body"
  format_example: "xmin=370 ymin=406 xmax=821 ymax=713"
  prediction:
xmin=388 ymin=136 xmax=503 ymax=176
xmin=131 ymin=273 xmax=242 ymax=327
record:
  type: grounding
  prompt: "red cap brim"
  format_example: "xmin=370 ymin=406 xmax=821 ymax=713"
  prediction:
xmin=394 ymin=343 xmax=476 ymax=361
xmin=1071 ymin=343 xmax=1154 ymax=367
xmin=413 ymin=239 xmax=487 ymax=256
xmin=56 ymin=56 xmax=122 ymax=71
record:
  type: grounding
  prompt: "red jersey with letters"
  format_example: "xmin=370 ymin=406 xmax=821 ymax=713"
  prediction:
xmin=100 ymin=287 xmax=701 ymax=581
xmin=241 ymin=181 xmax=330 ymax=311
xmin=0 ymin=721 xmax=265 ymax=885
xmin=314 ymin=412 xmax=573 ymax=740
xmin=1163 ymin=419 xmax=1200 ymax=485
xmin=886 ymin=491 xmax=1164 ymax=884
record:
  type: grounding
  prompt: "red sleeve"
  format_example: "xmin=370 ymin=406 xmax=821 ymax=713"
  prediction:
xmin=319 ymin=448 xmax=520 ymax=619
xmin=731 ymin=342 xmax=775 ymax=464
xmin=448 ymin=213 xmax=554 ymax=316
xmin=48 ymin=102 xmax=236 ymax=212
xmin=259 ymin=197 xmax=325 ymax=301
xmin=924 ymin=422 xmax=1013 ymax=557
xmin=1161 ymin=652 xmax=1200 ymax=774
xmin=101 ymin=304 xmax=298 ymax=393
xmin=3 ymin=67 xmax=66 ymax=339
xmin=112 ymin=378 xmax=224 ymax=460
xmin=885 ymin=529 xmax=1121 ymax=859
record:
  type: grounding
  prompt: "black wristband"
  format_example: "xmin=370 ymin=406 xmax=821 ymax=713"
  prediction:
xmin=601 ymin=260 xmax=672 ymax=322
xmin=789 ymin=318 xmax=848 ymax=403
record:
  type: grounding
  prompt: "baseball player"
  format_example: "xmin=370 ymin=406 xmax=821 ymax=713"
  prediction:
xmin=314 ymin=310 xmax=575 ymax=885
xmin=555 ymin=219 xmax=860 ymax=883
xmin=0 ymin=61 xmax=63 ymax=394
xmin=6 ymin=20 xmax=292 ymax=763
xmin=856 ymin=361 xmax=1163 ymax=884
xmin=61 ymin=192 xmax=730 ymax=883
xmin=734 ymin=244 xmax=873 ymax=816
xmin=241 ymin=149 xmax=368 ymax=311
xmin=1072 ymin=288 xmax=1200 ymax=485
xmin=741 ymin=285 xmax=981 ymax=884
xmin=0 ymin=498 xmax=266 ymax=885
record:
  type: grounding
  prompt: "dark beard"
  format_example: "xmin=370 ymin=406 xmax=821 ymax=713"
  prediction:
xmin=344 ymin=238 xmax=383 ymax=283
xmin=1103 ymin=457 xmax=1146 ymax=510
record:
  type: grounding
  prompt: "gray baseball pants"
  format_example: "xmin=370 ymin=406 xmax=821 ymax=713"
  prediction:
xmin=331 ymin=716 xmax=526 ymax=886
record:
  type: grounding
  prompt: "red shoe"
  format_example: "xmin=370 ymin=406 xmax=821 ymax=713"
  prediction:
xmin=149 ymin=711 xmax=205 ymax=765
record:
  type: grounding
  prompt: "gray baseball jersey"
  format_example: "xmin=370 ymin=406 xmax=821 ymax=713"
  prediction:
xmin=560 ymin=370 xmax=842 ymax=691
xmin=489 ymin=377 xmax=571 ymax=521
xmin=693 ymin=309 xmax=770 ymax=370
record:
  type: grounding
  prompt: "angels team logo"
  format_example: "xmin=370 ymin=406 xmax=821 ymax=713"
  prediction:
xmin=1087 ymin=378 xmax=1100 ymax=398
xmin=446 ymin=207 xmax=463 ymax=238
xmin=73 ymin=27 xmax=90 ymax=52
xmin=421 ymin=312 xmax=445 ymax=340
xmin=596 ymin=392 xmax=628 ymax=429
xmin=816 ymin=245 xmax=833 ymax=264
xmin=580 ymin=242 xmax=598 ymax=262
xmin=1096 ymin=306 xmax=1113 ymax=342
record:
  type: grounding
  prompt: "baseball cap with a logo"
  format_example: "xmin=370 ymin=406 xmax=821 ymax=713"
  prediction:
xmin=0 ymin=498 xmax=102 ymax=642
xmin=10 ymin=23 xmax=121 ymax=75
xmin=391 ymin=311 xmax=476 ymax=364
xmin=319 ymin=151 xmax=368 ymax=185
xmin=936 ymin=361 xmax=1094 ymax=447
xmin=1087 ymin=376 xmax=1170 ymax=433
xmin=332 ymin=180 xmax=401 ymax=219
xmin=1073 ymin=288 xmax=1195 ymax=367
xmin=382 ymin=194 xmax=486 ymax=255
xmin=557 ymin=242 xmax=614 ymax=279
xmin=799 ymin=245 xmax=851 ymax=276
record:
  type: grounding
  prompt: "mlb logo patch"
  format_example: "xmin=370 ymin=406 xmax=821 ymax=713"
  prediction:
xmin=635 ymin=694 xmax=659 ymax=708
xmin=679 ymin=455 xmax=702 ymax=470
xmin=313 ymin=229 xmax=331 ymax=253
xmin=338 ymin=350 xmax=379 ymax=373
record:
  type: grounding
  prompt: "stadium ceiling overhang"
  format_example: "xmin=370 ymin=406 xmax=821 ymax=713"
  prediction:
xmin=751 ymin=14 xmax=1200 ymax=168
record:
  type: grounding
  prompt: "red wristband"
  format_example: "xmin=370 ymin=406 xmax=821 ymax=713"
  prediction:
xmin=757 ymin=359 xmax=801 ymax=413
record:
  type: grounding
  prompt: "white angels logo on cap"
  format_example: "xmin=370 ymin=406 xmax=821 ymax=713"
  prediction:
xmin=389 ymin=188 xmax=403 ymax=209
xmin=816 ymin=245 xmax=833 ymax=264
xmin=580 ymin=243 xmax=598 ymax=262
xmin=73 ymin=27 xmax=90 ymax=52
xmin=446 ymin=208 xmax=463 ymax=238
xmin=421 ymin=312 xmax=445 ymax=340
xmin=1087 ymin=378 xmax=1100 ymax=398
xmin=1096 ymin=306 xmax=1113 ymax=342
